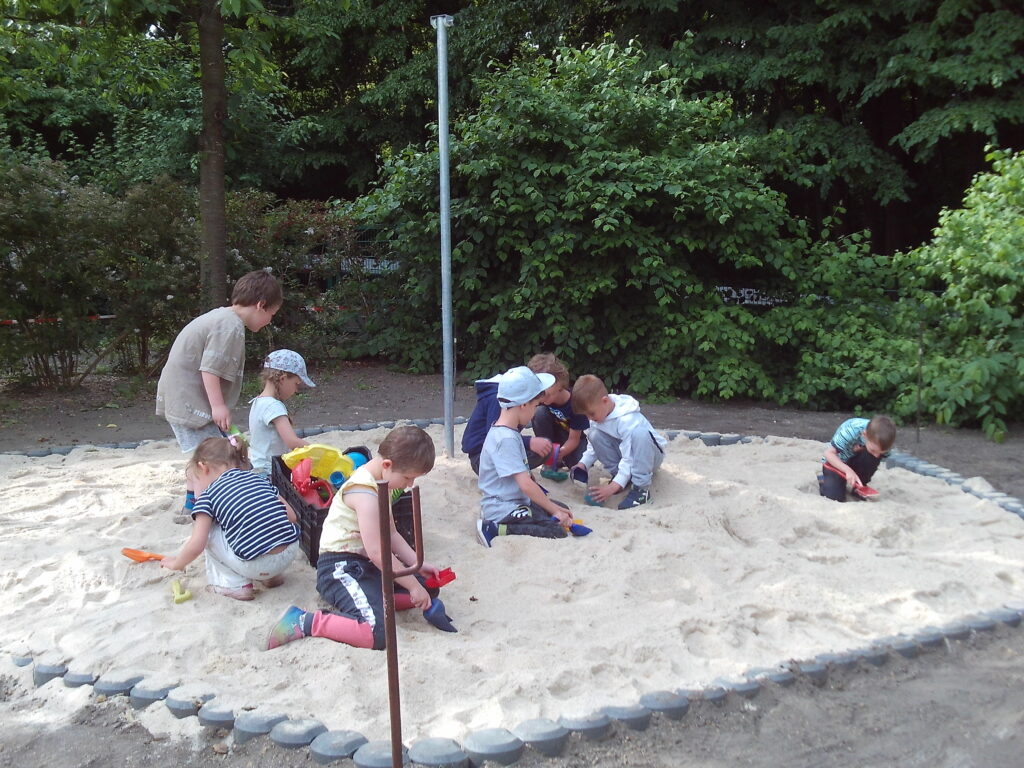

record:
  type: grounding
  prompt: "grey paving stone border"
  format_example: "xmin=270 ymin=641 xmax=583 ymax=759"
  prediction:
xmin=6 ymin=422 xmax=1024 ymax=766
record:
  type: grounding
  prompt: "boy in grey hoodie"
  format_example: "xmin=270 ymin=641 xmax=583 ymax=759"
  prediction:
xmin=569 ymin=374 xmax=667 ymax=509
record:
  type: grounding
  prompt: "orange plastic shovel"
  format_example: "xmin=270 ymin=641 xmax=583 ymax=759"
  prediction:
xmin=121 ymin=547 xmax=165 ymax=563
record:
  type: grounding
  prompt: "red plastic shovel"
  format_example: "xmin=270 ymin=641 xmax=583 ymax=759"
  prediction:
xmin=822 ymin=463 xmax=879 ymax=498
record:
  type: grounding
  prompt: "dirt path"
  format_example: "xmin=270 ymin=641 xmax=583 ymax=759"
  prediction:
xmin=2 ymin=361 xmax=1020 ymax=500
xmin=4 ymin=624 xmax=1024 ymax=767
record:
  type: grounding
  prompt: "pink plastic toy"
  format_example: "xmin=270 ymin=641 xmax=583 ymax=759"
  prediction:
xmin=291 ymin=458 xmax=334 ymax=508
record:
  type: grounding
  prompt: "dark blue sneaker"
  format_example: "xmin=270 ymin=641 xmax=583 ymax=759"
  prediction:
xmin=617 ymin=486 xmax=650 ymax=509
xmin=570 ymin=466 xmax=589 ymax=486
xmin=476 ymin=519 xmax=499 ymax=548
xmin=423 ymin=598 xmax=458 ymax=632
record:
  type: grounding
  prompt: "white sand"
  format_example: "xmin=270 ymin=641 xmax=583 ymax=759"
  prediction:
xmin=1 ymin=426 xmax=1023 ymax=743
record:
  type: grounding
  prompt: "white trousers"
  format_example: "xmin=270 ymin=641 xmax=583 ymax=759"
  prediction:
xmin=204 ymin=524 xmax=299 ymax=589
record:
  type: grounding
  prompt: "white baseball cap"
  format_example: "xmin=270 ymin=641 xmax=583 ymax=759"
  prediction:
xmin=496 ymin=366 xmax=555 ymax=408
xmin=264 ymin=349 xmax=316 ymax=388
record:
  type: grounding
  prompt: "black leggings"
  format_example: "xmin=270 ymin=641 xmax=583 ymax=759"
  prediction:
xmin=820 ymin=450 xmax=881 ymax=502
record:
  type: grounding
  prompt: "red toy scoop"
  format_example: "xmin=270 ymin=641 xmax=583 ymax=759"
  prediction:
xmin=424 ymin=568 xmax=456 ymax=589
xmin=823 ymin=462 xmax=880 ymax=498
xmin=853 ymin=484 xmax=880 ymax=498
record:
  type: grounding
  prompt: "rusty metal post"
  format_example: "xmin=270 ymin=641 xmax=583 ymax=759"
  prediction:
xmin=377 ymin=481 xmax=424 ymax=768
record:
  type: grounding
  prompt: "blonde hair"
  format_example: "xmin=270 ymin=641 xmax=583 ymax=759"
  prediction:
xmin=866 ymin=415 xmax=896 ymax=451
xmin=260 ymin=367 xmax=298 ymax=399
xmin=571 ymin=374 xmax=608 ymax=413
xmin=378 ymin=426 xmax=435 ymax=475
xmin=187 ymin=436 xmax=250 ymax=474
xmin=527 ymin=352 xmax=570 ymax=390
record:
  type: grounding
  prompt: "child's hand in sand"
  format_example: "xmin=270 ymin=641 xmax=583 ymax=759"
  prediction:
xmin=160 ymin=556 xmax=184 ymax=571
xmin=587 ymin=481 xmax=621 ymax=504
xmin=553 ymin=508 xmax=573 ymax=527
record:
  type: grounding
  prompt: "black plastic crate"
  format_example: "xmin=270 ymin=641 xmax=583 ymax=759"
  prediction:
xmin=392 ymin=491 xmax=416 ymax=550
xmin=271 ymin=456 xmax=329 ymax=568
xmin=271 ymin=450 xmax=413 ymax=567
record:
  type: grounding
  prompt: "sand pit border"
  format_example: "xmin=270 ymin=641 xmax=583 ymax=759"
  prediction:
xmin=6 ymin=420 xmax=1024 ymax=766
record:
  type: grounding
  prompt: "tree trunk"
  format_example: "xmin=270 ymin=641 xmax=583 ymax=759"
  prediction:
xmin=197 ymin=0 xmax=227 ymax=309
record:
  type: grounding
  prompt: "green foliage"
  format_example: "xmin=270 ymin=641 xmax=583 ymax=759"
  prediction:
xmin=656 ymin=0 xmax=1024 ymax=249
xmin=891 ymin=148 xmax=1024 ymax=441
xmin=102 ymin=178 xmax=202 ymax=370
xmin=350 ymin=41 xmax=902 ymax=408
xmin=223 ymin=192 xmax=367 ymax=364
xmin=0 ymin=0 xmax=308 ymax=193
xmin=0 ymin=160 xmax=118 ymax=387
xmin=0 ymin=159 xmax=366 ymax=385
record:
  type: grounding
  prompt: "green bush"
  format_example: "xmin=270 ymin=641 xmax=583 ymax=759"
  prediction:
xmin=103 ymin=178 xmax=202 ymax=372
xmin=348 ymin=40 xmax=901 ymax=408
xmin=0 ymin=161 xmax=118 ymax=388
xmin=891 ymin=148 xmax=1024 ymax=441
xmin=225 ymin=192 xmax=367 ymax=365
xmin=0 ymin=161 xmax=367 ymax=387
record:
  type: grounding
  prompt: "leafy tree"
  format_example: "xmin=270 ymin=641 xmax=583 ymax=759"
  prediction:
xmin=0 ymin=0 xmax=346 ymax=309
xmin=632 ymin=0 xmax=1024 ymax=253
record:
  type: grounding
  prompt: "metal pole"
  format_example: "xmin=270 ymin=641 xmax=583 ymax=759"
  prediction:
xmin=378 ymin=482 xmax=425 ymax=768
xmin=431 ymin=14 xmax=455 ymax=458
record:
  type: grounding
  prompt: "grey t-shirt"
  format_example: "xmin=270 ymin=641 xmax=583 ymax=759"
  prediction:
xmin=478 ymin=424 xmax=531 ymax=524
xmin=248 ymin=395 xmax=289 ymax=475
xmin=156 ymin=306 xmax=245 ymax=428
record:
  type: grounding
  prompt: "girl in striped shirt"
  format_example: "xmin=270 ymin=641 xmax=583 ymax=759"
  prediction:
xmin=162 ymin=436 xmax=300 ymax=601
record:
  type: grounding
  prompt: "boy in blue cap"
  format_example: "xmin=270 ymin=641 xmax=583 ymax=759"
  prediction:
xmin=476 ymin=366 xmax=573 ymax=547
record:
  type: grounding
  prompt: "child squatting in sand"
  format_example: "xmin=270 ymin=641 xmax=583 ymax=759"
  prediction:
xmin=570 ymin=374 xmax=667 ymax=509
xmin=161 ymin=436 xmax=300 ymax=600
xmin=266 ymin=426 xmax=456 ymax=650
xmin=820 ymin=415 xmax=896 ymax=501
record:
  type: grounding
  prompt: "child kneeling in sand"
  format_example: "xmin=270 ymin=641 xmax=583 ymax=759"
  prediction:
xmin=569 ymin=374 xmax=667 ymax=509
xmin=476 ymin=366 xmax=574 ymax=547
xmin=527 ymin=353 xmax=589 ymax=478
xmin=161 ymin=436 xmax=300 ymax=600
xmin=820 ymin=415 xmax=896 ymax=502
xmin=266 ymin=426 xmax=454 ymax=650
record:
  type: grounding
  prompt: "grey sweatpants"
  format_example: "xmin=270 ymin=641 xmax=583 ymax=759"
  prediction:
xmin=587 ymin=426 xmax=664 ymax=489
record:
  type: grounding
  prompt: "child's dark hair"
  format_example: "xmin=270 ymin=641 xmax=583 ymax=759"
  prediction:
xmin=231 ymin=269 xmax=283 ymax=309
xmin=571 ymin=374 xmax=608 ymax=413
xmin=866 ymin=415 xmax=896 ymax=452
xmin=378 ymin=426 xmax=435 ymax=475
xmin=187 ymin=436 xmax=250 ymax=474
xmin=528 ymin=352 xmax=570 ymax=390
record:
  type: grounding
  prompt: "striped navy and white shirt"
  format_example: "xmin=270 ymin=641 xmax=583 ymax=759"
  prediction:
xmin=192 ymin=468 xmax=298 ymax=560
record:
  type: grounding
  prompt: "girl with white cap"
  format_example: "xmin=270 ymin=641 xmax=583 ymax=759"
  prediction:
xmin=248 ymin=349 xmax=316 ymax=475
